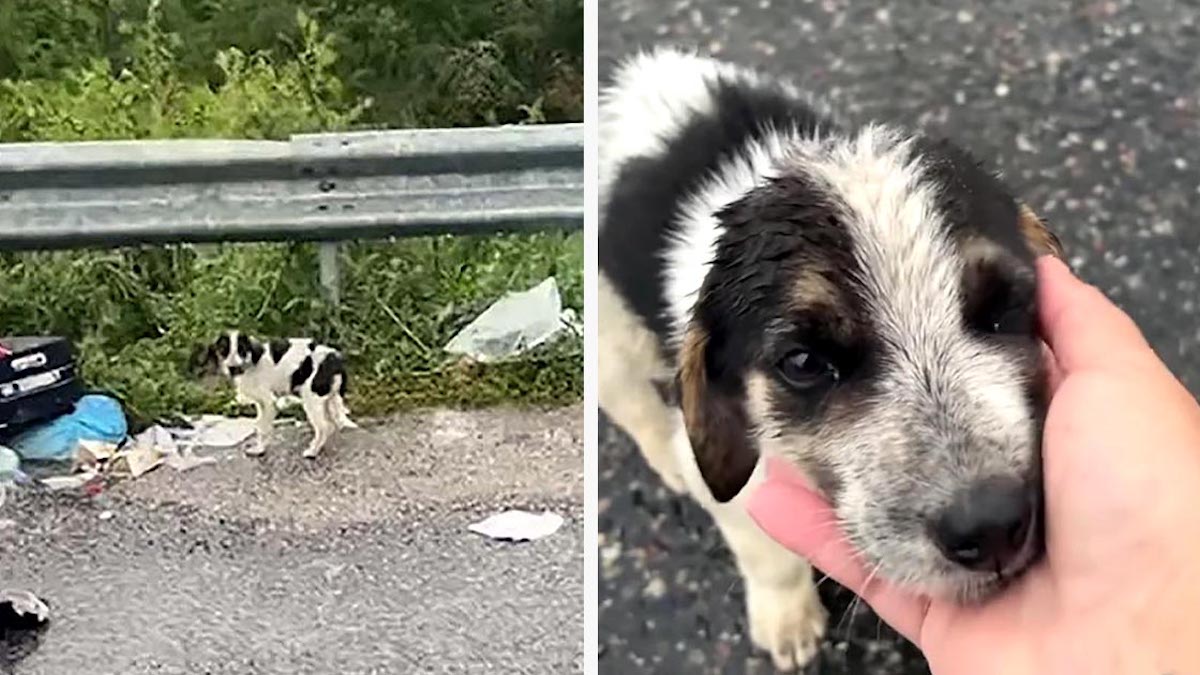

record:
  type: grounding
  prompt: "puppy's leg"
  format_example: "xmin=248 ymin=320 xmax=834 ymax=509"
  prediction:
xmin=598 ymin=275 xmax=685 ymax=492
xmin=331 ymin=390 xmax=358 ymax=430
xmin=246 ymin=397 xmax=275 ymax=456
xmin=705 ymin=494 xmax=827 ymax=671
xmin=302 ymin=393 xmax=333 ymax=459
xmin=677 ymin=445 xmax=826 ymax=671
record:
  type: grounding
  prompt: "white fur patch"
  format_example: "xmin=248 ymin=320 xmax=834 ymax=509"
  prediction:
xmin=796 ymin=128 xmax=1030 ymax=443
xmin=599 ymin=47 xmax=835 ymax=221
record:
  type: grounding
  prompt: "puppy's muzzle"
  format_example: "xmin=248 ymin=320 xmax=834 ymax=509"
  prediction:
xmin=929 ymin=476 xmax=1039 ymax=574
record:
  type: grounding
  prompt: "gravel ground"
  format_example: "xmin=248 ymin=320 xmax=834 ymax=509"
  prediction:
xmin=598 ymin=1 xmax=1200 ymax=673
xmin=1 ymin=406 xmax=583 ymax=675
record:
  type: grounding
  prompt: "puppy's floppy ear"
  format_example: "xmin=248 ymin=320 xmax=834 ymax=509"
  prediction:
xmin=677 ymin=324 xmax=759 ymax=503
xmin=1018 ymin=204 xmax=1065 ymax=260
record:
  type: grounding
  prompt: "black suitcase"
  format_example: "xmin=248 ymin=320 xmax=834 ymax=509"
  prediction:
xmin=0 ymin=336 xmax=83 ymax=433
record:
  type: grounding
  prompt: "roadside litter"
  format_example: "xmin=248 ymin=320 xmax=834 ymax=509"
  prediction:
xmin=468 ymin=509 xmax=564 ymax=542
xmin=38 ymin=471 xmax=101 ymax=492
xmin=6 ymin=394 xmax=126 ymax=463
xmin=0 ymin=337 xmax=264 ymax=502
xmin=0 ymin=589 xmax=50 ymax=631
xmin=58 ymin=416 xmax=253 ymax=484
xmin=0 ymin=445 xmax=33 ymax=512
xmin=171 ymin=415 xmax=257 ymax=452
xmin=0 ymin=337 xmax=82 ymax=435
xmin=3 ymin=409 xmax=263 ymax=497
xmin=444 ymin=277 xmax=580 ymax=362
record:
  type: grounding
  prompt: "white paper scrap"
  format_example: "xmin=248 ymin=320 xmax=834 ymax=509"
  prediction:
xmin=467 ymin=509 xmax=564 ymax=542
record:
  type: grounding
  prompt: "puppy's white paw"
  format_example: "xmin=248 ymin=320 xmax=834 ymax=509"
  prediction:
xmin=245 ymin=441 xmax=267 ymax=457
xmin=745 ymin=579 xmax=826 ymax=672
xmin=338 ymin=417 xmax=359 ymax=430
xmin=302 ymin=445 xmax=322 ymax=459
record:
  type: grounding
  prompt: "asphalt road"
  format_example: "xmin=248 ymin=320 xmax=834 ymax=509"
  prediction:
xmin=598 ymin=1 xmax=1200 ymax=673
xmin=1 ymin=406 xmax=583 ymax=675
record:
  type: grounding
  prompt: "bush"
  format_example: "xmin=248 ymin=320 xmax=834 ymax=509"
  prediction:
xmin=0 ymin=0 xmax=583 ymax=424
xmin=0 ymin=233 xmax=582 ymax=427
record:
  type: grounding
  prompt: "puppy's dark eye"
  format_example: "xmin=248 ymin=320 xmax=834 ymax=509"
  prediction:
xmin=776 ymin=349 xmax=838 ymax=390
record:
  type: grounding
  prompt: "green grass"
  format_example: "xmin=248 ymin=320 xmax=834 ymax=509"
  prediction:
xmin=0 ymin=1 xmax=583 ymax=425
xmin=0 ymin=233 xmax=582 ymax=428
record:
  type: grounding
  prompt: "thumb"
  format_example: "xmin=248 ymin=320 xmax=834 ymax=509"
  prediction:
xmin=747 ymin=457 xmax=929 ymax=644
xmin=1036 ymin=257 xmax=1152 ymax=374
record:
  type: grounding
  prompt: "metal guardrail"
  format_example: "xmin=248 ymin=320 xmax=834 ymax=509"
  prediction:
xmin=0 ymin=123 xmax=583 ymax=302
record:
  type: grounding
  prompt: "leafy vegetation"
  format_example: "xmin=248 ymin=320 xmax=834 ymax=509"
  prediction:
xmin=0 ymin=0 xmax=582 ymax=426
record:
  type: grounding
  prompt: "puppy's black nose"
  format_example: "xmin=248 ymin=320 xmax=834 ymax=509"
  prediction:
xmin=228 ymin=365 xmax=245 ymax=376
xmin=930 ymin=477 xmax=1035 ymax=572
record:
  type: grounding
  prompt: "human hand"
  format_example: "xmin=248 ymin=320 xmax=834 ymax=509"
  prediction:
xmin=747 ymin=256 xmax=1200 ymax=675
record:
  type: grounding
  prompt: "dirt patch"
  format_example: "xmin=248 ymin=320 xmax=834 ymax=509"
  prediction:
xmin=112 ymin=405 xmax=582 ymax=530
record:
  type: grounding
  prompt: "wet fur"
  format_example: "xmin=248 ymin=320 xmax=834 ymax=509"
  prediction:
xmin=599 ymin=48 xmax=1063 ymax=670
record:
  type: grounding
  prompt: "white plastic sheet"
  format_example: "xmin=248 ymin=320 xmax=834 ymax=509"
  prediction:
xmin=444 ymin=277 xmax=577 ymax=362
xmin=467 ymin=509 xmax=564 ymax=542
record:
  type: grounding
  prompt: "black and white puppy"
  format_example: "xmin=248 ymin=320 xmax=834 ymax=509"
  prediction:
xmin=195 ymin=331 xmax=357 ymax=458
xmin=599 ymin=48 xmax=1065 ymax=670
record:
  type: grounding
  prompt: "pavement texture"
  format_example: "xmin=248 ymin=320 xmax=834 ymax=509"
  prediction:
xmin=598 ymin=1 xmax=1200 ymax=673
xmin=1 ymin=406 xmax=583 ymax=675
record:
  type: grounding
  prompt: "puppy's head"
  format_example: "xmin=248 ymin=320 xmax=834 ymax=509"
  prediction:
xmin=678 ymin=128 xmax=1063 ymax=601
xmin=192 ymin=331 xmax=261 ymax=378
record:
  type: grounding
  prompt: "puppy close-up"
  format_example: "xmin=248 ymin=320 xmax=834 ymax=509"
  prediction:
xmin=194 ymin=331 xmax=358 ymax=458
xmin=599 ymin=48 xmax=1064 ymax=671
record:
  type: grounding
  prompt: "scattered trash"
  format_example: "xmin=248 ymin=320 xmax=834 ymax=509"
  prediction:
xmin=122 ymin=426 xmax=174 ymax=478
xmin=0 ymin=446 xmax=20 ymax=478
xmin=108 ymin=423 xmax=226 ymax=479
xmin=98 ymin=510 xmax=114 ymax=521
xmin=444 ymin=277 xmax=578 ymax=362
xmin=171 ymin=415 xmax=256 ymax=452
xmin=0 ymin=589 xmax=49 ymax=630
xmin=6 ymin=394 xmax=126 ymax=462
xmin=74 ymin=439 xmax=117 ymax=471
xmin=39 ymin=470 xmax=99 ymax=492
xmin=163 ymin=453 xmax=217 ymax=472
xmin=0 ymin=336 xmax=82 ymax=433
xmin=0 ymin=445 xmax=29 ymax=511
xmin=468 ymin=509 xmax=564 ymax=542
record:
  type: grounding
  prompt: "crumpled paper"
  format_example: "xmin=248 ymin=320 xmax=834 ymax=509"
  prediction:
xmin=0 ymin=588 xmax=50 ymax=629
xmin=467 ymin=509 xmax=564 ymax=542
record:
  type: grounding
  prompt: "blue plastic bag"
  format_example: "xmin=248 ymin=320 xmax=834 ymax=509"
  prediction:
xmin=8 ymin=394 xmax=127 ymax=462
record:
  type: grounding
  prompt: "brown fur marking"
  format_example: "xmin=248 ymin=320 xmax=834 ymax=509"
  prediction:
xmin=1018 ymin=204 xmax=1065 ymax=260
xmin=678 ymin=324 xmax=760 ymax=502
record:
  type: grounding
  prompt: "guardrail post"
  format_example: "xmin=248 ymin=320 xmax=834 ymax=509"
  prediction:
xmin=318 ymin=242 xmax=341 ymax=306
